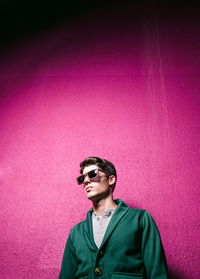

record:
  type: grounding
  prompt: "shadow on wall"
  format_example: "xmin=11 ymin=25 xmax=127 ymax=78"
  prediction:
xmin=168 ymin=267 xmax=188 ymax=279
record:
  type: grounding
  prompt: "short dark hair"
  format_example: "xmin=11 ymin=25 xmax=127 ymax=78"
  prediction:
xmin=80 ymin=156 xmax=117 ymax=192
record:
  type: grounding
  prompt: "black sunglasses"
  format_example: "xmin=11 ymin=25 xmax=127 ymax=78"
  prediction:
xmin=76 ymin=168 xmax=110 ymax=185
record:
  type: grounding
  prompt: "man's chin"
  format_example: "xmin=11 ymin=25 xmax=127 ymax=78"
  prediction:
xmin=86 ymin=190 xmax=110 ymax=202
xmin=87 ymin=193 xmax=97 ymax=201
xmin=86 ymin=192 xmax=100 ymax=202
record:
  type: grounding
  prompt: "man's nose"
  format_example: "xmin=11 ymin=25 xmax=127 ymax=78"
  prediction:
xmin=84 ymin=174 xmax=90 ymax=184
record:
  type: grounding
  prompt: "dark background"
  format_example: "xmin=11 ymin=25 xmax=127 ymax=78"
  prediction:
xmin=0 ymin=0 xmax=199 ymax=51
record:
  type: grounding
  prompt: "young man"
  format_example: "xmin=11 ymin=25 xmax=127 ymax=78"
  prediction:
xmin=59 ymin=157 xmax=168 ymax=279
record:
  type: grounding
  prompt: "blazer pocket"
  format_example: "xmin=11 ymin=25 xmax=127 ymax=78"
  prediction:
xmin=112 ymin=272 xmax=143 ymax=279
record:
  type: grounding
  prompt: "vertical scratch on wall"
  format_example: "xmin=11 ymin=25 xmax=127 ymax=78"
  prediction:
xmin=142 ymin=0 xmax=173 ymax=193
xmin=141 ymin=0 xmax=157 ymax=167
xmin=152 ymin=4 xmax=176 ymax=197
xmin=142 ymin=0 xmax=170 ymax=144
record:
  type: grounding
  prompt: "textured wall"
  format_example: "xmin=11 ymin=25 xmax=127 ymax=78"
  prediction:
xmin=0 ymin=2 xmax=200 ymax=279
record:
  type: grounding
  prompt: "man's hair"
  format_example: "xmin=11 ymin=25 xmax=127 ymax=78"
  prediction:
xmin=80 ymin=156 xmax=117 ymax=192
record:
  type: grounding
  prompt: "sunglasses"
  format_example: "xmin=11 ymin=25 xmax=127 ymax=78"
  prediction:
xmin=76 ymin=168 xmax=110 ymax=185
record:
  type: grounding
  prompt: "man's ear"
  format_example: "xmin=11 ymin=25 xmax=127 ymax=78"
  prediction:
xmin=109 ymin=175 xmax=116 ymax=186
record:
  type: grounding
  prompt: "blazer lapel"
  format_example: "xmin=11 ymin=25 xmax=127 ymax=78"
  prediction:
xmin=99 ymin=199 xmax=129 ymax=249
xmin=83 ymin=199 xmax=129 ymax=251
xmin=83 ymin=208 xmax=98 ymax=251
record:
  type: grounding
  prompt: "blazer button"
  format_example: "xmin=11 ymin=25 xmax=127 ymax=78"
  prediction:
xmin=98 ymin=250 xmax=104 ymax=257
xmin=94 ymin=267 xmax=102 ymax=276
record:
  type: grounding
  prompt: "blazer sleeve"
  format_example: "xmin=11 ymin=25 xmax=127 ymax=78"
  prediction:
xmin=58 ymin=231 xmax=77 ymax=279
xmin=140 ymin=211 xmax=168 ymax=279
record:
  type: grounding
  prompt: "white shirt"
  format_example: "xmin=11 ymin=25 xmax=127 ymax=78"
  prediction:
xmin=92 ymin=209 xmax=115 ymax=248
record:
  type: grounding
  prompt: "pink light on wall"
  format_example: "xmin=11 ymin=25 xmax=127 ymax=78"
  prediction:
xmin=0 ymin=3 xmax=200 ymax=279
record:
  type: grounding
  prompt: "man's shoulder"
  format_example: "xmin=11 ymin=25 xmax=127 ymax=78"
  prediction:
xmin=126 ymin=205 xmax=147 ymax=220
xmin=70 ymin=217 xmax=88 ymax=234
xmin=117 ymin=199 xmax=154 ymax=224
xmin=116 ymin=199 xmax=146 ymax=215
xmin=72 ymin=218 xmax=86 ymax=228
xmin=128 ymin=206 xmax=146 ymax=214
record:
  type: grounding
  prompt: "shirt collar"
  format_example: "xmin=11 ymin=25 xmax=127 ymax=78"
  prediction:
xmin=92 ymin=208 xmax=115 ymax=218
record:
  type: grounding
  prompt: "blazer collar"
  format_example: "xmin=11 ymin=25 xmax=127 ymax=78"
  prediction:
xmin=84 ymin=199 xmax=129 ymax=250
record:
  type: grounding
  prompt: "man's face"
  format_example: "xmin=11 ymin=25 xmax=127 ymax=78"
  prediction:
xmin=82 ymin=165 xmax=114 ymax=201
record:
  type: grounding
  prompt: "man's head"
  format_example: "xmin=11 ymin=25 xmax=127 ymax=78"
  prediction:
xmin=77 ymin=157 xmax=117 ymax=201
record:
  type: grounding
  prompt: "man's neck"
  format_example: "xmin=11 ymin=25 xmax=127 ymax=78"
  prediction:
xmin=92 ymin=196 xmax=117 ymax=216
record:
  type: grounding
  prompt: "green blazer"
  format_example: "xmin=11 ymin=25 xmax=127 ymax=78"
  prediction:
xmin=59 ymin=199 xmax=168 ymax=279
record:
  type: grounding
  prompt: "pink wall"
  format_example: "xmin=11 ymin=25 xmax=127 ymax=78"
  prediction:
xmin=0 ymin=3 xmax=200 ymax=279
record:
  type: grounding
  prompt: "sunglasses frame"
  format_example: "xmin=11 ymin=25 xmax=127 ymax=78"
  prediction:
xmin=76 ymin=168 xmax=111 ymax=185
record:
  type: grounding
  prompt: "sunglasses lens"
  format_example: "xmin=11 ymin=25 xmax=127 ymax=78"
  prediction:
xmin=88 ymin=169 xmax=98 ymax=179
xmin=77 ymin=175 xmax=84 ymax=185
